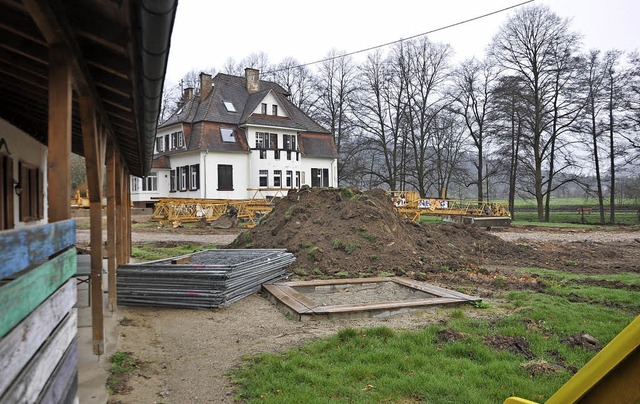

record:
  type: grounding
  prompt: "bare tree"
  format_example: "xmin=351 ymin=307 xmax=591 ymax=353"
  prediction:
xmin=314 ymin=50 xmax=359 ymax=184
xmin=580 ymin=50 xmax=608 ymax=222
xmin=491 ymin=75 xmax=527 ymax=219
xmin=269 ymin=58 xmax=318 ymax=116
xmin=402 ymin=37 xmax=452 ymax=197
xmin=543 ymin=32 xmax=583 ymax=221
xmin=490 ymin=4 xmax=579 ymax=221
xmin=602 ymin=50 xmax=629 ymax=222
xmin=451 ymin=57 xmax=498 ymax=202
xmin=353 ymin=50 xmax=406 ymax=190
xmin=428 ymin=110 xmax=469 ymax=198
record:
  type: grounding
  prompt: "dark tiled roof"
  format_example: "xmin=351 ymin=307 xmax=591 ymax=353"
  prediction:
xmin=189 ymin=122 xmax=248 ymax=153
xmin=157 ymin=71 xmax=333 ymax=158
xmin=152 ymin=155 xmax=171 ymax=169
xmin=299 ymin=133 xmax=338 ymax=158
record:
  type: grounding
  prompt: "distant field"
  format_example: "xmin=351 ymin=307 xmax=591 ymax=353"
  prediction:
xmin=511 ymin=197 xmax=640 ymax=210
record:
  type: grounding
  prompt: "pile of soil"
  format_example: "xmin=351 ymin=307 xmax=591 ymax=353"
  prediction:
xmin=229 ymin=188 xmax=537 ymax=282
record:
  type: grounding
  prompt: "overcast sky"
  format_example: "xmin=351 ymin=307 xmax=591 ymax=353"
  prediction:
xmin=164 ymin=0 xmax=639 ymax=84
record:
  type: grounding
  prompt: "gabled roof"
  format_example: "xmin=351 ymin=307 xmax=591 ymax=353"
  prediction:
xmin=160 ymin=72 xmax=330 ymax=135
xmin=299 ymin=133 xmax=338 ymax=158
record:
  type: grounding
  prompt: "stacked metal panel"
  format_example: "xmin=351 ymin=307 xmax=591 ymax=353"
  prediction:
xmin=117 ymin=249 xmax=294 ymax=309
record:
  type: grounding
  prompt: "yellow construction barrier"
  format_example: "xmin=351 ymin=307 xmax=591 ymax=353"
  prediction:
xmin=388 ymin=191 xmax=510 ymax=223
xmin=150 ymin=188 xmax=289 ymax=227
xmin=505 ymin=315 xmax=640 ymax=404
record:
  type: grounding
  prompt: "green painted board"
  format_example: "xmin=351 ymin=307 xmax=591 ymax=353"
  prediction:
xmin=0 ymin=219 xmax=76 ymax=280
xmin=0 ymin=248 xmax=76 ymax=338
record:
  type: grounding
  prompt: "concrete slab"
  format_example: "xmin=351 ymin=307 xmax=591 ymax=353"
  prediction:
xmin=75 ymin=262 xmax=120 ymax=403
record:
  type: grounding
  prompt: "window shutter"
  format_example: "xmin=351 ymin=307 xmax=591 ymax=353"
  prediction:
xmin=38 ymin=168 xmax=43 ymax=219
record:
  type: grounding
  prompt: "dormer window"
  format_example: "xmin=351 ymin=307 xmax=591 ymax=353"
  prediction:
xmin=261 ymin=103 xmax=267 ymax=114
xmin=272 ymin=105 xmax=278 ymax=116
xmin=223 ymin=101 xmax=236 ymax=112
xmin=221 ymin=128 xmax=235 ymax=142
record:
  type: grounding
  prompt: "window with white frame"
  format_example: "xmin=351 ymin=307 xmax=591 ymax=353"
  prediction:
xmin=261 ymin=103 xmax=267 ymax=114
xmin=295 ymin=171 xmax=301 ymax=188
xmin=177 ymin=131 xmax=185 ymax=148
xmin=274 ymin=150 xmax=280 ymax=160
xmin=259 ymin=170 xmax=268 ymax=187
xmin=142 ymin=172 xmax=157 ymax=191
xmin=223 ymin=101 xmax=236 ymax=112
xmin=179 ymin=166 xmax=188 ymax=191
xmin=170 ymin=170 xmax=176 ymax=192
xmin=255 ymin=132 xmax=266 ymax=149
xmin=283 ymin=134 xmax=296 ymax=150
xmin=286 ymin=170 xmax=292 ymax=188
xmin=272 ymin=104 xmax=278 ymax=115
xmin=131 ymin=177 xmax=140 ymax=192
xmin=156 ymin=137 xmax=164 ymax=153
xmin=221 ymin=128 xmax=235 ymax=142
xmin=311 ymin=168 xmax=329 ymax=187
xmin=273 ymin=170 xmax=282 ymax=188
xmin=259 ymin=149 xmax=267 ymax=159
xmin=189 ymin=164 xmax=200 ymax=190
xmin=170 ymin=132 xmax=177 ymax=149
xmin=164 ymin=135 xmax=169 ymax=151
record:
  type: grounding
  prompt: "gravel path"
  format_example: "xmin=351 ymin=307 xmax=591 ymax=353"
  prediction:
xmin=492 ymin=228 xmax=640 ymax=243
xmin=75 ymin=229 xmax=240 ymax=245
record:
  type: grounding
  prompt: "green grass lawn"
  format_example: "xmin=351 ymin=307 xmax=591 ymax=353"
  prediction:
xmin=131 ymin=242 xmax=211 ymax=261
xmin=231 ymin=270 xmax=639 ymax=404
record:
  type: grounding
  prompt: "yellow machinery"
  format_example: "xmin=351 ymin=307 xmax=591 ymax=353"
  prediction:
xmin=388 ymin=190 xmax=510 ymax=224
xmin=70 ymin=189 xmax=90 ymax=208
xmin=150 ymin=188 xmax=288 ymax=228
xmin=504 ymin=315 xmax=640 ymax=404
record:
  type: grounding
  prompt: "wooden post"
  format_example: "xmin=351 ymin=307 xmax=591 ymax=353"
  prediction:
xmin=115 ymin=157 xmax=123 ymax=265
xmin=106 ymin=144 xmax=117 ymax=312
xmin=125 ymin=170 xmax=131 ymax=263
xmin=47 ymin=45 xmax=72 ymax=223
xmin=79 ymin=93 xmax=105 ymax=355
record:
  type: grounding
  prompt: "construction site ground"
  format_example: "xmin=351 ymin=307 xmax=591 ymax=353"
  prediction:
xmin=76 ymin=189 xmax=640 ymax=403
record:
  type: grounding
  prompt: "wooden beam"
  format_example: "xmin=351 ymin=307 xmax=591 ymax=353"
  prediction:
xmin=115 ymin=157 xmax=123 ymax=265
xmin=79 ymin=93 xmax=104 ymax=355
xmin=46 ymin=44 xmax=72 ymax=223
xmin=22 ymin=0 xmax=116 ymax=161
xmin=106 ymin=143 xmax=117 ymax=312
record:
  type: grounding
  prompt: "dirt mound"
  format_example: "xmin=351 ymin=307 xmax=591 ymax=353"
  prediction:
xmin=229 ymin=188 xmax=530 ymax=280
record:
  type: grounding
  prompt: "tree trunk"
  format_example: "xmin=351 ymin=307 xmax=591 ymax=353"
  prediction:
xmin=608 ymin=83 xmax=616 ymax=223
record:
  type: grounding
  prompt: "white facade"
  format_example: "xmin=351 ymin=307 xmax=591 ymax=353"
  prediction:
xmin=0 ymin=118 xmax=48 ymax=229
xmin=131 ymin=77 xmax=337 ymax=204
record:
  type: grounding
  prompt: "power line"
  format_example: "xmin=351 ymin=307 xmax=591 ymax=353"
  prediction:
xmin=264 ymin=0 xmax=534 ymax=75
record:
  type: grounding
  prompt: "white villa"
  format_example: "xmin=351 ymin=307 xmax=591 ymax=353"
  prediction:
xmin=131 ymin=68 xmax=338 ymax=207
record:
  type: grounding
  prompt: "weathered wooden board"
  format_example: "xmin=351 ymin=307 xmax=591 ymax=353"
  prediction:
xmin=0 ymin=310 xmax=77 ymax=403
xmin=0 ymin=248 xmax=76 ymax=338
xmin=0 ymin=279 xmax=76 ymax=396
xmin=37 ymin=338 xmax=78 ymax=404
xmin=0 ymin=219 xmax=75 ymax=280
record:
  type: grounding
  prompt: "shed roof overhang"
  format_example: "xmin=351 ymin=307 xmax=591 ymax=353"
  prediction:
xmin=0 ymin=0 xmax=177 ymax=177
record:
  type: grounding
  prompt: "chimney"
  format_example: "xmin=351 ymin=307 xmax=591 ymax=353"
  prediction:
xmin=245 ymin=68 xmax=260 ymax=93
xmin=199 ymin=72 xmax=212 ymax=101
xmin=184 ymin=87 xmax=194 ymax=101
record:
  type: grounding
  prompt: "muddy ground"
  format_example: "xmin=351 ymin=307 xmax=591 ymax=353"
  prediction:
xmin=105 ymin=189 xmax=640 ymax=403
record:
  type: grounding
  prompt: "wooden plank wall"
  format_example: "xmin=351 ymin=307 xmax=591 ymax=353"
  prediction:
xmin=0 ymin=221 xmax=78 ymax=402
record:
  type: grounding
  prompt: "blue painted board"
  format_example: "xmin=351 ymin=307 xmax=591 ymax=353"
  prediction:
xmin=0 ymin=219 xmax=76 ymax=280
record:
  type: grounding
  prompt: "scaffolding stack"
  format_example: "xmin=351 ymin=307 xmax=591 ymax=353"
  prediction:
xmin=117 ymin=249 xmax=295 ymax=309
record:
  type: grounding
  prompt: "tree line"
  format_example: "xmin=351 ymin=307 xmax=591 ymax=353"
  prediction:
xmin=162 ymin=5 xmax=640 ymax=222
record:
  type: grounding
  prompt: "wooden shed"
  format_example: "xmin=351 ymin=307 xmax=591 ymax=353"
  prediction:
xmin=0 ymin=0 xmax=177 ymax=401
